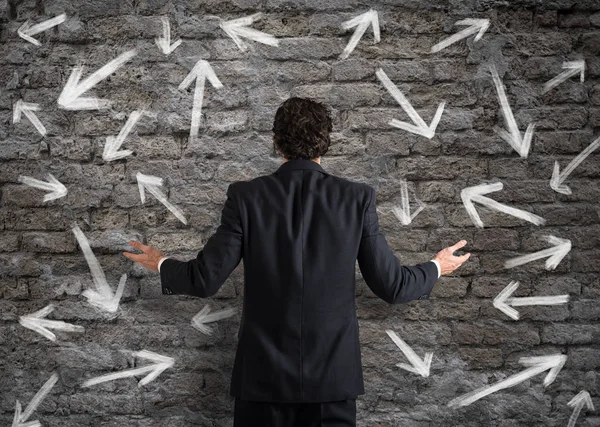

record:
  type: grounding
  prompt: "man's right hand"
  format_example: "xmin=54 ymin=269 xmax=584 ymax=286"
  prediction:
xmin=432 ymin=240 xmax=471 ymax=276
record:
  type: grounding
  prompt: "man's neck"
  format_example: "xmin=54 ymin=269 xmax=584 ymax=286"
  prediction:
xmin=282 ymin=157 xmax=321 ymax=164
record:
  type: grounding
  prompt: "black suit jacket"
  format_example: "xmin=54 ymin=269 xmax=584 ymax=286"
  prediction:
xmin=159 ymin=158 xmax=439 ymax=403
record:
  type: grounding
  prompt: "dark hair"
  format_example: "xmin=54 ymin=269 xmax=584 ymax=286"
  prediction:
xmin=272 ymin=97 xmax=332 ymax=160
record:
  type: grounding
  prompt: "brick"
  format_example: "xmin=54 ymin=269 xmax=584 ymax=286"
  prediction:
xmin=22 ymin=232 xmax=76 ymax=253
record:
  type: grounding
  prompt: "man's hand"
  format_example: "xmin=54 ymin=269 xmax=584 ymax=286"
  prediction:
xmin=123 ymin=240 xmax=164 ymax=272
xmin=432 ymin=240 xmax=471 ymax=276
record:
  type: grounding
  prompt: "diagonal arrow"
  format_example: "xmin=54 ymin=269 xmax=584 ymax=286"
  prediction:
xmin=460 ymin=182 xmax=546 ymax=228
xmin=219 ymin=12 xmax=279 ymax=52
xmin=567 ymin=390 xmax=595 ymax=427
xmin=390 ymin=178 xmax=426 ymax=225
xmin=102 ymin=110 xmax=145 ymax=161
xmin=339 ymin=9 xmax=380 ymax=60
xmin=447 ymin=354 xmax=567 ymax=407
xmin=19 ymin=304 xmax=85 ymax=342
xmin=376 ymin=68 xmax=445 ymax=139
xmin=430 ymin=18 xmax=489 ymax=53
xmin=385 ymin=329 xmax=433 ymax=377
xmin=550 ymin=136 xmax=600 ymax=195
xmin=178 ymin=59 xmax=223 ymax=140
xmin=191 ymin=304 xmax=236 ymax=336
xmin=58 ymin=49 xmax=137 ymax=110
xmin=71 ymin=224 xmax=127 ymax=313
xmin=82 ymin=350 xmax=174 ymax=388
xmin=136 ymin=172 xmax=187 ymax=225
xmin=13 ymin=100 xmax=47 ymax=136
xmin=18 ymin=13 xmax=67 ymax=46
xmin=493 ymin=280 xmax=569 ymax=320
xmin=11 ymin=373 xmax=59 ymax=427
xmin=18 ymin=174 xmax=67 ymax=202
xmin=504 ymin=235 xmax=571 ymax=270
xmin=543 ymin=60 xmax=585 ymax=94
xmin=155 ymin=16 xmax=181 ymax=55
xmin=490 ymin=64 xmax=535 ymax=158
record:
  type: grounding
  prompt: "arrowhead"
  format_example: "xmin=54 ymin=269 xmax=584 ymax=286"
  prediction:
xmin=102 ymin=136 xmax=133 ymax=161
xmin=396 ymin=352 xmax=433 ymax=377
xmin=455 ymin=18 xmax=490 ymax=42
xmin=17 ymin=21 xmax=40 ymax=46
xmin=386 ymin=329 xmax=433 ymax=378
xmin=134 ymin=350 xmax=175 ymax=386
xmin=178 ymin=59 xmax=223 ymax=91
xmin=543 ymin=235 xmax=572 ymax=270
xmin=339 ymin=9 xmax=380 ymax=60
xmin=82 ymin=273 xmax=126 ymax=314
xmin=191 ymin=305 xmax=236 ymax=336
xmin=389 ymin=101 xmax=445 ymax=139
xmin=460 ymin=182 xmax=504 ymax=228
xmin=518 ymin=354 xmax=567 ymax=387
xmin=550 ymin=160 xmax=571 ymax=195
xmin=12 ymin=100 xmax=39 ymax=123
xmin=495 ymin=122 xmax=535 ymax=158
xmin=136 ymin=172 xmax=163 ymax=203
xmin=493 ymin=280 xmax=520 ymax=320
xmin=568 ymin=390 xmax=594 ymax=411
xmin=219 ymin=12 xmax=279 ymax=52
xmin=564 ymin=60 xmax=585 ymax=82
xmin=43 ymin=174 xmax=68 ymax=202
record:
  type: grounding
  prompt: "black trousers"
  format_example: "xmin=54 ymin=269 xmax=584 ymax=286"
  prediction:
xmin=233 ymin=398 xmax=357 ymax=427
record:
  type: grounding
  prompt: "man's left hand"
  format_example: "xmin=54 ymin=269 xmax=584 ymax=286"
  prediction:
xmin=123 ymin=240 xmax=164 ymax=272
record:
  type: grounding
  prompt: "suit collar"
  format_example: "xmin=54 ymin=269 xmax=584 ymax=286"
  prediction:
xmin=275 ymin=159 xmax=328 ymax=175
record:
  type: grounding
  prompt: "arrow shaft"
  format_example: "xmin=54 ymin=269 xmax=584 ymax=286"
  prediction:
xmin=26 ymin=14 xmax=66 ymax=35
xmin=82 ymin=364 xmax=160 ymax=387
xmin=19 ymin=176 xmax=56 ymax=192
xmin=558 ymin=136 xmax=600 ymax=182
xmin=24 ymin=318 xmax=85 ymax=332
xmin=505 ymin=246 xmax=564 ymax=268
xmin=71 ymin=226 xmax=113 ymax=300
xmin=431 ymin=25 xmax=480 ymax=52
xmin=377 ymin=69 xmax=427 ymax=128
xmin=145 ymin=185 xmax=187 ymax=225
xmin=471 ymin=194 xmax=545 ymax=225
xmin=491 ymin=67 xmax=520 ymax=139
xmin=190 ymin=75 xmax=205 ymax=139
xmin=71 ymin=50 xmax=137 ymax=100
xmin=509 ymin=295 xmax=569 ymax=306
xmin=22 ymin=108 xmax=47 ymax=136
xmin=20 ymin=373 xmax=58 ymax=423
xmin=386 ymin=330 xmax=427 ymax=371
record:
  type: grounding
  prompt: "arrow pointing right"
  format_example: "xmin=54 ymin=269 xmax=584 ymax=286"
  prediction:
xmin=550 ymin=136 xmax=600 ymax=195
xmin=493 ymin=280 xmax=569 ymax=320
xmin=504 ymin=235 xmax=572 ymax=270
xmin=543 ymin=60 xmax=585 ymax=94
xmin=11 ymin=373 xmax=59 ymax=427
xmin=385 ymin=329 xmax=433 ymax=377
xmin=18 ymin=174 xmax=68 ymax=202
xmin=567 ymin=390 xmax=595 ymax=427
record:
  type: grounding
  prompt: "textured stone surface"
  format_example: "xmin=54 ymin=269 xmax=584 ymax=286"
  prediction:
xmin=1 ymin=1 xmax=600 ymax=426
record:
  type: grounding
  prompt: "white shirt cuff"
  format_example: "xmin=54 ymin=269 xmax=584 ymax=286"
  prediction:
xmin=430 ymin=259 xmax=441 ymax=278
xmin=158 ymin=257 xmax=169 ymax=272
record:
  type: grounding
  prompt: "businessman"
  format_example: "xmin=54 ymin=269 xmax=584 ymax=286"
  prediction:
xmin=124 ymin=97 xmax=470 ymax=426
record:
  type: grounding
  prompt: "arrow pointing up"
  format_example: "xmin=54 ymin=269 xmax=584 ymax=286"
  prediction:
xmin=178 ymin=59 xmax=223 ymax=140
xmin=191 ymin=304 xmax=237 ymax=336
xmin=136 ymin=172 xmax=187 ymax=225
xmin=490 ymin=64 xmax=535 ymax=158
xmin=18 ymin=174 xmax=67 ymax=202
xmin=385 ymin=329 xmax=433 ymax=377
xmin=430 ymin=18 xmax=489 ymax=53
xmin=58 ymin=49 xmax=137 ymax=110
xmin=493 ymin=280 xmax=569 ymax=320
xmin=390 ymin=178 xmax=426 ymax=225
xmin=19 ymin=304 xmax=85 ymax=342
xmin=82 ymin=350 xmax=174 ymax=388
xmin=220 ymin=12 xmax=279 ymax=52
xmin=504 ymin=235 xmax=572 ymax=270
xmin=550 ymin=136 xmax=600 ymax=195
xmin=448 ymin=354 xmax=567 ymax=407
xmin=339 ymin=9 xmax=380 ymax=60
xmin=543 ymin=60 xmax=585 ymax=93
xmin=155 ymin=16 xmax=181 ymax=55
xmin=18 ymin=13 xmax=67 ymax=46
xmin=13 ymin=100 xmax=47 ymax=136
xmin=11 ymin=373 xmax=58 ymax=427
xmin=376 ymin=67 xmax=445 ymax=139
xmin=460 ymin=182 xmax=546 ymax=228
xmin=567 ymin=390 xmax=595 ymax=427
xmin=72 ymin=225 xmax=127 ymax=313
xmin=103 ymin=110 xmax=145 ymax=161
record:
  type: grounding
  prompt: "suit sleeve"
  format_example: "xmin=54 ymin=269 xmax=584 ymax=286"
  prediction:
xmin=357 ymin=185 xmax=438 ymax=304
xmin=159 ymin=183 xmax=243 ymax=298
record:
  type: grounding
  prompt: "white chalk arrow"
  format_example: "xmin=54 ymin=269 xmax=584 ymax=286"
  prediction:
xmin=550 ymin=136 xmax=600 ymax=195
xmin=18 ymin=13 xmax=66 ymax=46
xmin=11 ymin=373 xmax=58 ymax=427
xmin=567 ymin=390 xmax=595 ymax=427
xmin=376 ymin=68 xmax=445 ymax=139
xmin=58 ymin=49 xmax=137 ymax=110
xmin=19 ymin=304 xmax=84 ymax=342
xmin=339 ymin=9 xmax=380 ymax=60
xmin=430 ymin=18 xmax=489 ymax=53
xmin=493 ymin=280 xmax=569 ymax=321
xmin=155 ymin=16 xmax=181 ymax=55
xmin=191 ymin=304 xmax=236 ymax=336
xmin=13 ymin=100 xmax=47 ymax=136
xmin=178 ymin=59 xmax=223 ymax=140
xmin=18 ymin=174 xmax=67 ymax=202
xmin=385 ymin=329 xmax=432 ymax=377
xmin=504 ymin=235 xmax=571 ymax=270
xmin=136 ymin=172 xmax=187 ymax=224
xmin=543 ymin=60 xmax=585 ymax=94
xmin=447 ymin=354 xmax=567 ymax=408
xmin=490 ymin=64 xmax=535 ymax=158
xmin=82 ymin=350 xmax=174 ymax=388
xmin=71 ymin=225 xmax=127 ymax=313
xmin=102 ymin=110 xmax=145 ymax=161
xmin=219 ymin=12 xmax=279 ymax=52
xmin=390 ymin=179 xmax=426 ymax=225
xmin=460 ymin=182 xmax=546 ymax=228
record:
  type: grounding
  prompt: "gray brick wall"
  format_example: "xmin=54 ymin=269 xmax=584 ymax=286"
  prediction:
xmin=1 ymin=0 xmax=600 ymax=426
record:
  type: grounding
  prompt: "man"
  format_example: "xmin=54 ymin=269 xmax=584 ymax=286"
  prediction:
xmin=124 ymin=97 xmax=470 ymax=426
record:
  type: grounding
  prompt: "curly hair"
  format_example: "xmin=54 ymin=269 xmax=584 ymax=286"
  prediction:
xmin=272 ymin=97 xmax=333 ymax=160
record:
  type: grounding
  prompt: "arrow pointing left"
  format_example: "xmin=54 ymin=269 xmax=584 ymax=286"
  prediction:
xmin=386 ymin=329 xmax=433 ymax=377
xmin=136 ymin=172 xmax=187 ymax=225
xmin=18 ymin=174 xmax=67 ymax=202
xmin=567 ymin=390 xmax=595 ymax=427
xmin=19 ymin=304 xmax=85 ymax=342
xmin=191 ymin=304 xmax=237 ymax=336
xmin=339 ymin=9 xmax=380 ymax=60
xmin=493 ymin=280 xmax=569 ymax=320
xmin=13 ymin=100 xmax=47 ymax=136
xmin=550 ymin=136 xmax=600 ymax=195
xmin=72 ymin=224 xmax=127 ymax=313
xmin=11 ymin=373 xmax=59 ymax=427
xmin=82 ymin=350 xmax=174 ymax=388
xmin=18 ymin=13 xmax=67 ymax=46
xmin=219 ymin=12 xmax=279 ymax=52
